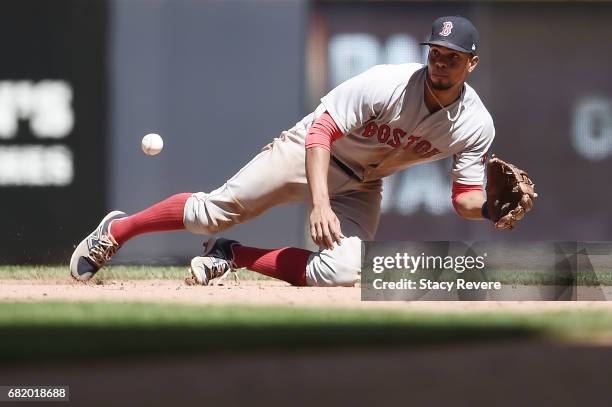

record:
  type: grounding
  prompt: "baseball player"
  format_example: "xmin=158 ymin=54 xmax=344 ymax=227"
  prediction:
xmin=71 ymin=16 xmax=528 ymax=287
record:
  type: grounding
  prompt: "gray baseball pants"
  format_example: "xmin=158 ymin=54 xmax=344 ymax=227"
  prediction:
xmin=183 ymin=130 xmax=382 ymax=286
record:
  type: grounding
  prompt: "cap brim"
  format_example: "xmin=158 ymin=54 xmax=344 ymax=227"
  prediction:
xmin=420 ymin=40 xmax=475 ymax=54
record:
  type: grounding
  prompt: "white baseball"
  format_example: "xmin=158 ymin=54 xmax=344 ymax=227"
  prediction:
xmin=141 ymin=133 xmax=164 ymax=156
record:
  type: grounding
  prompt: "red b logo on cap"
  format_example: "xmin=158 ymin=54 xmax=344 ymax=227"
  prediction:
xmin=439 ymin=21 xmax=453 ymax=36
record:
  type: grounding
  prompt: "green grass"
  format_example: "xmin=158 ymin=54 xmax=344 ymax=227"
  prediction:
xmin=3 ymin=265 xmax=612 ymax=286
xmin=0 ymin=265 xmax=269 ymax=281
xmin=1 ymin=301 xmax=612 ymax=362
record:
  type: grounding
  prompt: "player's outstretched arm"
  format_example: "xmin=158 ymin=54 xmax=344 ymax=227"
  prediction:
xmin=306 ymin=147 xmax=344 ymax=249
xmin=304 ymin=111 xmax=345 ymax=249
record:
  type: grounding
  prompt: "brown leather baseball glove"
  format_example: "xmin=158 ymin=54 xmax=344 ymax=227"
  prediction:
xmin=486 ymin=155 xmax=537 ymax=230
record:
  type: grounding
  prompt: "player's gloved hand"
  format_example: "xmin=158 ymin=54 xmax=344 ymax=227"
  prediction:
xmin=485 ymin=155 xmax=538 ymax=230
xmin=309 ymin=204 xmax=345 ymax=250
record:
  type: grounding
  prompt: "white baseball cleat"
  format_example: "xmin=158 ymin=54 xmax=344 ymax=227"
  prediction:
xmin=189 ymin=237 xmax=239 ymax=285
xmin=70 ymin=211 xmax=126 ymax=282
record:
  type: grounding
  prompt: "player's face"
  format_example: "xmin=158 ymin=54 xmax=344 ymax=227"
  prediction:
xmin=427 ymin=46 xmax=479 ymax=91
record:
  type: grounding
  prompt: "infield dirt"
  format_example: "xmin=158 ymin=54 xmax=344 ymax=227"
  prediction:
xmin=2 ymin=279 xmax=612 ymax=312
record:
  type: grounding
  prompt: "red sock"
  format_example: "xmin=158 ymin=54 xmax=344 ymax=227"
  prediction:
xmin=109 ymin=193 xmax=191 ymax=245
xmin=232 ymin=245 xmax=311 ymax=286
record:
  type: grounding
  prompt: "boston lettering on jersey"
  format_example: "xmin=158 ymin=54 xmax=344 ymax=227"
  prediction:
xmin=362 ymin=121 xmax=441 ymax=159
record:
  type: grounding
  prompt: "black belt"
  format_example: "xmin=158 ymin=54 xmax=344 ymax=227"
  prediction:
xmin=331 ymin=155 xmax=362 ymax=182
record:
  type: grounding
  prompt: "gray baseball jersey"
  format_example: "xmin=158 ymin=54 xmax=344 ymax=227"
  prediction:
xmin=316 ymin=63 xmax=494 ymax=184
xmin=184 ymin=63 xmax=495 ymax=287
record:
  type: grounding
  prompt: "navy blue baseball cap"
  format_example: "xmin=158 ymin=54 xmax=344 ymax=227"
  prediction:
xmin=421 ymin=16 xmax=479 ymax=55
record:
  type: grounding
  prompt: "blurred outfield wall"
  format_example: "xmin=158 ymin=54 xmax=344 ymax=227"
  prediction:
xmin=0 ymin=0 xmax=610 ymax=264
xmin=0 ymin=0 xmax=308 ymax=264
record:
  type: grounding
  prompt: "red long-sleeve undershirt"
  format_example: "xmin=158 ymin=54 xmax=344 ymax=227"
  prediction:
xmin=305 ymin=111 xmax=344 ymax=151
xmin=451 ymin=182 xmax=484 ymax=213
